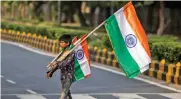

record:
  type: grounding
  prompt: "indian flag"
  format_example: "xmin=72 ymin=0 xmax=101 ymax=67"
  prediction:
xmin=72 ymin=35 xmax=91 ymax=81
xmin=104 ymin=2 xmax=151 ymax=78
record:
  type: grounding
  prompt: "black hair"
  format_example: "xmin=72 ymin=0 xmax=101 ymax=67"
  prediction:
xmin=58 ymin=34 xmax=72 ymax=44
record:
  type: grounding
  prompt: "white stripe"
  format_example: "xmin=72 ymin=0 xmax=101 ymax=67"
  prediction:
xmin=6 ymin=79 xmax=16 ymax=84
xmin=140 ymin=64 xmax=149 ymax=73
xmin=75 ymin=44 xmax=91 ymax=76
xmin=115 ymin=8 xmax=151 ymax=72
xmin=1 ymin=75 xmax=4 ymax=78
xmin=72 ymin=94 xmax=96 ymax=99
xmin=26 ymin=89 xmax=37 ymax=94
xmin=2 ymin=93 xmax=181 ymax=96
xmin=159 ymin=93 xmax=181 ymax=99
xmin=2 ymin=93 xmax=181 ymax=99
xmin=16 ymin=94 xmax=47 ymax=99
xmin=113 ymin=93 xmax=147 ymax=99
xmin=2 ymin=40 xmax=181 ymax=93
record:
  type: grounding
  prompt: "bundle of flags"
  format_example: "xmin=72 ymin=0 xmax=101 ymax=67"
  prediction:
xmin=49 ymin=1 xmax=151 ymax=81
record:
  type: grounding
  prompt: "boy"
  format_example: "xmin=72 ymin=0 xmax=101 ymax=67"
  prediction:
xmin=46 ymin=34 xmax=74 ymax=99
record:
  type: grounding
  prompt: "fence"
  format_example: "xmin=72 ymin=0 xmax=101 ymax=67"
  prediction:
xmin=1 ymin=29 xmax=180 ymax=85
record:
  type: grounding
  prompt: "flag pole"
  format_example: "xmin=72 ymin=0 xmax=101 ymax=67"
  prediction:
xmin=70 ymin=21 xmax=106 ymax=52
xmin=47 ymin=21 xmax=105 ymax=68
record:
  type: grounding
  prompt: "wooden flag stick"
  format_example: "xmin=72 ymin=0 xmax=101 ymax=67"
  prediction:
xmin=47 ymin=21 xmax=105 ymax=68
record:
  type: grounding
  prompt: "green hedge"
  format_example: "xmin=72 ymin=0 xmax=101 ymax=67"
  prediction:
xmin=148 ymin=35 xmax=181 ymax=63
xmin=1 ymin=21 xmax=181 ymax=63
xmin=1 ymin=21 xmax=53 ymax=38
xmin=1 ymin=21 xmax=87 ymax=39
xmin=1 ymin=21 xmax=109 ymax=48
xmin=148 ymin=35 xmax=179 ymax=43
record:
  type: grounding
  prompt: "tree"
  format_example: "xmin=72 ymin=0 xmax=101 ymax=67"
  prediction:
xmin=157 ymin=1 xmax=165 ymax=35
xmin=76 ymin=1 xmax=88 ymax=26
xmin=42 ymin=2 xmax=52 ymax=21
xmin=31 ymin=1 xmax=45 ymax=20
xmin=57 ymin=1 xmax=61 ymax=25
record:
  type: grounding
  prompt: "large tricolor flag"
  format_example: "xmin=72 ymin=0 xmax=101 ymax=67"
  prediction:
xmin=104 ymin=2 xmax=151 ymax=78
xmin=72 ymin=35 xmax=91 ymax=81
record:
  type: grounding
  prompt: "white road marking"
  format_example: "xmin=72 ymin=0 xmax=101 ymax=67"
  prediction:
xmin=1 ymin=93 xmax=181 ymax=95
xmin=2 ymin=40 xmax=181 ymax=93
xmin=26 ymin=89 xmax=37 ymax=94
xmin=1 ymin=93 xmax=181 ymax=99
xmin=72 ymin=94 xmax=97 ymax=99
xmin=16 ymin=94 xmax=47 ymax=99
xmin=6 ymin=79 xmax=16 ymax=84
xmin=159 ymin=93 xmax=181 ymax=99
xmin=113 ymin=93 xmax=147 ymax=99
xmin=1 ymin=75 xmax=4 ymax=78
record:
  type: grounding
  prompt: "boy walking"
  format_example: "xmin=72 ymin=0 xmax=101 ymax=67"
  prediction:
xmin=46 ymin=34 xmax=74 ymax=99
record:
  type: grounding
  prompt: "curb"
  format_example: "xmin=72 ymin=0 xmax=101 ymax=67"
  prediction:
xmin=1 ymin=29 xmax=180 ymax=85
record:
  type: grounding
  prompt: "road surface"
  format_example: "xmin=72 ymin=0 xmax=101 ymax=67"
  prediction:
xmin=1 ymin=42 xmax=181 ymax=99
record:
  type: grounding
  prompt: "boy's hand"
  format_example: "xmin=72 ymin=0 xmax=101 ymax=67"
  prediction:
xmin=46 ymin=71 xmax=53 ymax=79
xmin=48 ymin=61 xmax=57 ymax=68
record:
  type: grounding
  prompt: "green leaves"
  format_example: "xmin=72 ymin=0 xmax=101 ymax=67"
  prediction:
xmin=1 ymin=21 xmax=85 ymax=39
xmin=149 ymin=37 xmax=181 ymax=63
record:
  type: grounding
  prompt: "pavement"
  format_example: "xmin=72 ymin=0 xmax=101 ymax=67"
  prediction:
xmin=1 ymin=41 xmax=181 ymax=99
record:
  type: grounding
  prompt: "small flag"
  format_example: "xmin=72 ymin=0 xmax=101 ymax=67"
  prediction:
xmin=72 ymin=35 xmax=91 ymax=81
xmin=104 ymin=2 xmax=151 ymax=78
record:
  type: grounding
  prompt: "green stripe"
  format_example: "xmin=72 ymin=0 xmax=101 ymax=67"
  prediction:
xmin=105 ymin=14 xmax=140 ymax=78
xmin=74 ymin=58 xmax=84 ymax=81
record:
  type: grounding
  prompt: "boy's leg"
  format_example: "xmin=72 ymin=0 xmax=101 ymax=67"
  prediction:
xmin=60 ymin=79 xmax=72 ymax=99
xmin=67 ymin=90 xmax=72 ymax=99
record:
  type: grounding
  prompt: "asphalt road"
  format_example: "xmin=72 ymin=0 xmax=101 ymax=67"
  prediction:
xmin=1 ymin=42 xmax=181 ymax=99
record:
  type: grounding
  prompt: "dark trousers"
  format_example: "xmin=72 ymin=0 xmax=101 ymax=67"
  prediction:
xmin=60 ymin=78 xmax=72 ymax=99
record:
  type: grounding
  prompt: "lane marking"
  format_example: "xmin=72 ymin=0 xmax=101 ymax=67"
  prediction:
xmin=159 ymin=93 xmax=181 ymax=99
xmin=1 ymin=93 xmax=181 ymax=96
xmin=1 ymin=75 xmax=4 ymax=78
xmin=26 ymin=89 xmax=37 ymax=94
xmin=72 ymin=94 xmax=97 ymax=99
xmin=16 ymin=94 xmax=47 ymax=99
xmin=113 ymin=93 xmax=147 ymax=99
xmin=6 ymin=79 xmax=16 ymax=84
xmin=2 ymin=40 xmax=181 ymax=93
xmin=2 ymin=93 xmax=180 ymax=99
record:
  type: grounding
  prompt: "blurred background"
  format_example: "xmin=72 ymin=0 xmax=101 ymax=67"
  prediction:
xmin=1 ymin=1 xmax=181 ymax=63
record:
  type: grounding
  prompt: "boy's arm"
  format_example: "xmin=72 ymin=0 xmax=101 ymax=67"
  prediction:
xmin=46 ymin=51 xmax=74 ymax=78
xmin=50 ymin=65 xmax=59 ymax=73
xmin=56 ymin=51 xmax=75 ymax=68
xmin=46 ymin=64 xmax=59 ymax=78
